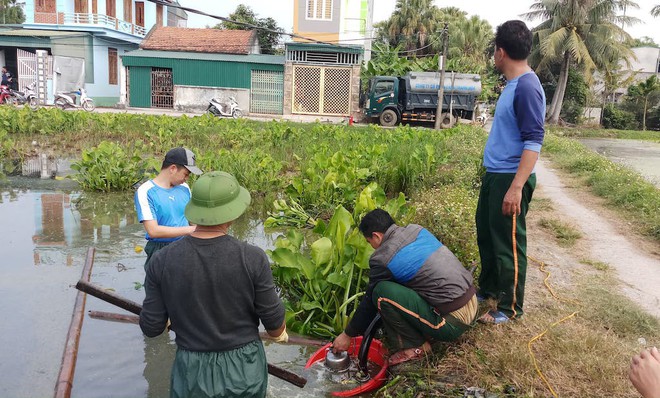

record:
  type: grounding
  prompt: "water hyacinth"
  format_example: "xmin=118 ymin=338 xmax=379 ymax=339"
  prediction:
xmin=267 ymin=183 xmax=414 ymax=338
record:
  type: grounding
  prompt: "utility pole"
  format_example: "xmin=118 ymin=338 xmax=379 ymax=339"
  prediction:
xmin=434 ymin=23 xmax=449 ymax=130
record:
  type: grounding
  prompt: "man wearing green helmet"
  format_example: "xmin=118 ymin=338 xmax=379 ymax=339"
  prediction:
xmin=139 ymin=171 xmax=288 ymax=398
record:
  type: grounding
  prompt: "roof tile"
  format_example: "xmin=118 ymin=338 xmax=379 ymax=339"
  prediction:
xmin=140 ymin=26 xmax=257 ymax=55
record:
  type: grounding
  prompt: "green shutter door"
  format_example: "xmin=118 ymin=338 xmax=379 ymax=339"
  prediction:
xmin=128 ymin=66 xmax=152 ymax=108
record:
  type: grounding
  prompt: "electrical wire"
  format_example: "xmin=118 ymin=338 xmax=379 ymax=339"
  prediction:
xmin=7 ymin=2 xmax=447 ymax=59
xmin=143 ymin=0 xmax=336 ymax=46
xmin=526 ymin=255 xmax=582 ymax=397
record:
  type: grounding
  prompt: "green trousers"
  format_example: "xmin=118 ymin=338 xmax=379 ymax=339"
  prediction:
xmin=144 ymin=240 xmax=171 ymax=270
xmin=170 ymin=340 xmax=267 ymax=398
xmin=476 ymin=172 xmax=536 ymax=318
xmin=372 ymin=281 xmax=471 ymax=351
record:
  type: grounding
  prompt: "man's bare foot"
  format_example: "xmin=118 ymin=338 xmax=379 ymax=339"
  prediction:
xmin=388 ymin=342 xmax=431 ymax=366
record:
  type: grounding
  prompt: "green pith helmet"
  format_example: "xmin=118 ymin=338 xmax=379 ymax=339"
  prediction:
xmin=185 ymin=171 xmax=251 ymax=226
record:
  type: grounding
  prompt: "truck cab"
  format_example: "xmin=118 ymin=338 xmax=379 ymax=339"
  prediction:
xmin=364 ymin=77 xmax=400 ymax=126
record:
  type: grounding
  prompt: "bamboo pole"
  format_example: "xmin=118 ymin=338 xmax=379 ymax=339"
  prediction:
xmin=54 ymin=247 xmax=96 ymax=398
xmin=75 ymin=280 xmax=142 ymax=315
xmin=75 ymin=280 xmax=307 ymax=388
xmin=87 ymin=311 xmax=327 ymax=347
xmin=88 ymin=310 xmax=139 ymax=324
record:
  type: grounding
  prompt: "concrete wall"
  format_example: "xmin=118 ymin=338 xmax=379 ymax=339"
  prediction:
xmin=349 ymin=64 xmax=361 ymax=120
xmin=174 ymin=85 xmax=250 ymax=113
xmin=295 ymin=0 xmax=340 ymax=33
xmin=583 ymin=107 xmax=602 ymax=124
xmin=85 ymin=37 xmax=137 ymax=105
xmin=283 ymin=63 xmax=293 ymax=116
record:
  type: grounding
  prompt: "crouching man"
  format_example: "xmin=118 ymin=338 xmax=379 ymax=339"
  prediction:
xmin=332 ymin=209 xmax=477 ymax=366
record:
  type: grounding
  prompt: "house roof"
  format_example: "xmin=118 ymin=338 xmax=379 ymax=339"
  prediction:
xmin=140 ymin=26 xmax=258 ymax=55
xmin=121 ymin=49 xmax=284 ymax=65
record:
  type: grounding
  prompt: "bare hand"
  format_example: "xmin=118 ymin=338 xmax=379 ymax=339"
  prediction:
xmin=332 ymin=332 xmax=351 ymax=354
xmin=502 ymin=185 xmax=522 ymax=216
xmin=630 ymin=347 xmax=660 ymax=398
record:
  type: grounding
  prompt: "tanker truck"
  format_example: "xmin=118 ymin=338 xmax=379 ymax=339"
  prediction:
xmin=363 ymin=71 xmax=482 ymax=127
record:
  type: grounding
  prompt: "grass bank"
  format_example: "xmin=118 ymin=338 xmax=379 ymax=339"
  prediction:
xmin=4 ymin=107 xmax=656 ymax=396
xmin=549 ymin=126 xmax=660 ymax=142
xmin=378 ymin=191 xmax=660 ymax=398
xmin=543 ymin=133 xmax=660 ymax=242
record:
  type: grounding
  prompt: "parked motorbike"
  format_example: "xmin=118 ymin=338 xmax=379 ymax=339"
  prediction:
xmin=54 ymin=88 xmax=95 ymax=112
xmin=10 ymin=82 xmax=38 ymax=110
xmin=207 ymin=96 xmax=242 ymax=118
xmin=0 ymin=85 xmax=15 ymax=105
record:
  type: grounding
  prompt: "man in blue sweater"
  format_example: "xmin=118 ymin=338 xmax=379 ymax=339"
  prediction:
xmin=476 ymin=20 xmax=546 ymax=324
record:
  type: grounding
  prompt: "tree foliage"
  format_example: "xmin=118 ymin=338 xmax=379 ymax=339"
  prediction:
xmin=524 ymin=0 xmax=636 ymax=124
xmin=0 ymin=0 xmax=25 ymax=24
xmin=625 ymin=75 xmax=660 ymax=130
xmin=368 ymin=1 xmax=494 ymax=99
xmin=374 ymin=0 xmax=443 ymax=55
xmin=627 ymin=36 xmax=659 ymax=47
xmin=374 ymin=1 xmax=493 ymax=62
xmin=213 ymin=4 xmax=284 ymax=55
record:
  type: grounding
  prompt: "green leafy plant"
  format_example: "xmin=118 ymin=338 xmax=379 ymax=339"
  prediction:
xmin=264 ymin=198 xmax=317 ymax=229
xmin=70 ymin=141 xmax=152 ymax=192
xmin=268 ymin=183 xmax=414 ymax=338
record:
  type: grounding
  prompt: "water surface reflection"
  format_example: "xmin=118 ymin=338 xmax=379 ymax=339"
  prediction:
xmin=1 ymin=179 xmax=342 ymax=398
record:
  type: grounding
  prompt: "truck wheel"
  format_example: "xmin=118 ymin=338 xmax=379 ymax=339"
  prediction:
xmin=379 ymin=109 xmax=398 ymax=127
xmin=440 ymin=113 xmax=455 ymax=129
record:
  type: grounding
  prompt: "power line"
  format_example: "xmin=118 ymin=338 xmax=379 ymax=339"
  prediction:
xmin=144 ymin=0 xmax=339 ymax=47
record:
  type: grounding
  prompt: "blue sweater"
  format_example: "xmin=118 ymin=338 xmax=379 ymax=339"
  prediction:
xmin=484 ymin=72 xmax=546 ymax=173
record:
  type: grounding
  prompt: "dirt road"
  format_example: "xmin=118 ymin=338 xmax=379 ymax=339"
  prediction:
xmin=534 ymin=159 xmax=660 ymax=318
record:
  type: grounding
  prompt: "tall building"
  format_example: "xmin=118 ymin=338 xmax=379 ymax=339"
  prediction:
xmin=0 ymin=0 xmax=187 ymax=106
xmin=293 ymin=0 xmax=374 ymax=61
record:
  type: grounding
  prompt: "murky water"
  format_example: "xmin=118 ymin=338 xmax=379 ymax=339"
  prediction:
xmin=578 ymin=138 xmax=660 ymax=188
xmin=0 ymin=177 xmax=375 ymax=398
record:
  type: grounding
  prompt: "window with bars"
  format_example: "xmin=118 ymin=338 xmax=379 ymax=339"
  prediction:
xmin=306 ymin=0 xmax=332 ymax=21
xmin=108 ymin=48 xmax=118 ymax=85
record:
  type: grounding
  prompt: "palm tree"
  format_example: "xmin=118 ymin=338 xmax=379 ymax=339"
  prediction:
xmin=652 ymin=4 xmax=660 ymax=16
xmin=377 ymin=0 xmax=442 ymax=55
xmin=523 ymin=0 xmax=636 ymax=124
xmin=627 ymin=75 xmax=660 ymax=130
xmin=447 ymin=15 xmax=494 ymax=70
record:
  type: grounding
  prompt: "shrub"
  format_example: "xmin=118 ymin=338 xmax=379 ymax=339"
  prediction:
xmin=70 ymin=141 xmax=153 ymax=192
xmin=414 ymin=186 xmax=479 ymax=268
xmin=602 ymin=104 xmax=638 ymax=130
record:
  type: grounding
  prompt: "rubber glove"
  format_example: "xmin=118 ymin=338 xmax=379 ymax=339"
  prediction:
xmin=272 ymin=326 xmax=289 ymax=343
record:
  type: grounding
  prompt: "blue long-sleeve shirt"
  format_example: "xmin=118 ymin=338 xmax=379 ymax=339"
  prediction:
xmin=484 ymin=71 xmax=546 ymax=173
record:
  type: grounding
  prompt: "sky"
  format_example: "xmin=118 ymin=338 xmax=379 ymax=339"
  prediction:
xmin=178 ymin=0 xmax=660 ymax=45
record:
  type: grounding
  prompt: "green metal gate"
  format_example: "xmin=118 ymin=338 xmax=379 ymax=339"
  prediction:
xmin=250 ymin=70 xmax=283 ymax=115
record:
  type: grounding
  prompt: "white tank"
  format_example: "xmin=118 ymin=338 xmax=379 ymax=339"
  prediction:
xmin=406 ymin=71 xmax=482 ymax=95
